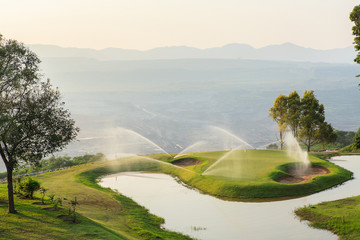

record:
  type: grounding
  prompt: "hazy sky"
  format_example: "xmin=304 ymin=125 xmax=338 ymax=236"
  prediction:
xmin=0 ymin=0 xmax=358 ymax=50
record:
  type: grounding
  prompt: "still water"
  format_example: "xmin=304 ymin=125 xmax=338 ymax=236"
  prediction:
xmin=100 ymin=155 xmax=360 ymax=240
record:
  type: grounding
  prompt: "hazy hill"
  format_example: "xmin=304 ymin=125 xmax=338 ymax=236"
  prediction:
xmin=1 ymin=50 xmax=359 ymax=172
xmin=28 ymin=43 xmax=356 ymax=64
xmin=36 ymin=57 xmax=360 ymax=157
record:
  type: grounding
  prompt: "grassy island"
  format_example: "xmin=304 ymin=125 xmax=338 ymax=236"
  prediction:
xmin=152 ymin=150 xmax=352 ymax=200
xmin=79 ymin=150 xmax=352 ymax=201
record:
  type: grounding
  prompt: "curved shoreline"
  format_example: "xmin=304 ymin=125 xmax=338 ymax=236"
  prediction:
xmin=78 ymin=151 xmax=353 ymax=201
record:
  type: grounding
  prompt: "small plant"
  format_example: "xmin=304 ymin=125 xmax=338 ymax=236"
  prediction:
xmin=48 ymin=193 xmax=55 ymax=204
xmin=53 ymin=197 xmax=62 ymax=210
xmin=68 ymin=196 xmax=79 ymax=223
xmin=19 ymin=177 xmax=40 ymax=199
xmin=39 ymin=187 xmax=47 ymax=204
xmin=12 ymin=177 xmax=22 ymax=194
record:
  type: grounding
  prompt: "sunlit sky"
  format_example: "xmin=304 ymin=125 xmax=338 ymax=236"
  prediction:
xmin=0 ymin=0 xmax=358 ymax=50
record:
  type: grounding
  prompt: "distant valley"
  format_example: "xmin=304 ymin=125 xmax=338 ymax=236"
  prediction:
xmin=1 ymin=45 xmax=359 ymax=172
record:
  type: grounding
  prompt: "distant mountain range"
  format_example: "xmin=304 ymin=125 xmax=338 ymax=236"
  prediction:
xmin=28 ymin=43 xmax=356 ymax=64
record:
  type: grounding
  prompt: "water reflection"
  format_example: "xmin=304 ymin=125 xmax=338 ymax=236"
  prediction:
xmin=100 ymin=155 xmax=360 ymax=240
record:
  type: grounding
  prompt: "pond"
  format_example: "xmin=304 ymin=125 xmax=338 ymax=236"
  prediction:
xmin=99 ymin=155 xmax=360 ymax=240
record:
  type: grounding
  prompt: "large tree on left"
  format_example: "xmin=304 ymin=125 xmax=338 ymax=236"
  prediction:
xmin=0 ymin=35 xmax=79 ymax=213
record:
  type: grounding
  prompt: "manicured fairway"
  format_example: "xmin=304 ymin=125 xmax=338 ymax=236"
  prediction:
xmin=192 ymin=149 xmax=307 ymax=179
xmin=154 ymin=150 xmax=352 ymax=199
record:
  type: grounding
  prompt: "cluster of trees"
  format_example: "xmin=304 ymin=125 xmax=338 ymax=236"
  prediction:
xmin=340 ymin=128 xmax=360 ymax=152
xmin=0 ymin=35 xmax=79 ymax=213
xmin=12 ymin=153 xmax=106 ymax=176
xmin=269 ymin=90 xmax=336 ymax=152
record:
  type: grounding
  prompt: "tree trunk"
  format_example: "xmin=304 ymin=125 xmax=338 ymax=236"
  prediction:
xmin=6 ymin=166 xmax=16 ymax=213
xmin=307 ymin=137 xmax=311 ymax=152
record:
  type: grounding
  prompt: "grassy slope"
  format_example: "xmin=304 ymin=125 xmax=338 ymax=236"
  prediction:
xmin=295 ymin=197 xmax=360 ymax=240
xmin=0 ymin=183 xmax=123 ymax=240
xmin=33 ymin=161 xmax=191 ymax=240
xmin=339 ymin=143 xmax=360 ymax=153
xmin=0 ymin=159 xmax=192 ymax=240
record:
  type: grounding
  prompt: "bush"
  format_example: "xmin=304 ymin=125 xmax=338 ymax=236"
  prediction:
xmin=19 ymin=177 xmax=40 ymax=198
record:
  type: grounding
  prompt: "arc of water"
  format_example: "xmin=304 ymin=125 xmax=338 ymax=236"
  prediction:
xmin=209 ymin=126 xmax=254 ymax=149
xmin=117 ymin=127 xmax=173 ymax=158
xmin=202 ymin=146 xmax=245 ymax=175
xmin=135 ymin=156 xmax=198 ymax=174
xmin=174 ymin=141 xmax=207 ymax=159
xmin=284 ymin=131 xmax=310 ymax=167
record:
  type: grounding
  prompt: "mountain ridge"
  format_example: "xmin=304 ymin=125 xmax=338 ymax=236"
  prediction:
xmin=28 ymin=43 xmax=356 ymax=64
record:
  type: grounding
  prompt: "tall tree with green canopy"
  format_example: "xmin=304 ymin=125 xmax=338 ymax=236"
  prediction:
xmin=269 ymin=94 xmax=288 ymax=149
xmin=286 ymin=91 xmax=301 ymax=137
xmin=0 ymin=34 xmax=79 ymax=213
xmin=350 ymin=4 xmax=360 ymax=86
xmin=350 ymin=5 xmax=360 ymax=64
xmin=298 ymin=90 xmax=326 ymax=152
xmin=315 ymin=122 xmax=337 ymax=150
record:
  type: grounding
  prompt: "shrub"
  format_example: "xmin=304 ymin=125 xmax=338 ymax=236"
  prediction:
xmin=19 ymin=177 xmax=40 ymax=198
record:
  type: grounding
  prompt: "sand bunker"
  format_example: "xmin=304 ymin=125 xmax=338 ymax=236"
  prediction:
xmin=276 ymin=166 xmax=330 ymax=184
xmin=172 ymin=158 xmax=202 ymax=167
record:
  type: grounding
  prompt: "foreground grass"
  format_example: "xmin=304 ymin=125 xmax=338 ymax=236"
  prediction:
xmin=33 ymin=161 xmax=192 ymax=240
xmin=296 ymin=197 xmax=360 ymax=240
xmin=0 ymin=184 xmax=123 ymax=240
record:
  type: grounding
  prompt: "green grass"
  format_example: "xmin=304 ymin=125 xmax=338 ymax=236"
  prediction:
xmin=150 ymin=150 xmax=353 ymax=200
xmin=0 ymin=183 xmax=124 ymax=240
xmin=77 ymin=150 xmax=352 ymax=201
xmin=0 ymin=150 xmax=352 ymax=239
xmin=296 ymin=197 xmax=360 ymax=240
xmin=339 ymin=143 xmax=360 ymax=153
xmin=193 ymin=149 xmax=303 ymax=179
xmin=0 ymin=160 xmax=192 ymax=240
xmin=33 ymin=161 xmax=191 ymax=240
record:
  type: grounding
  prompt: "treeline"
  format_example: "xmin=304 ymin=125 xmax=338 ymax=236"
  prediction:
xmin=0 ymin=153 xmax=106 ymax=179
xmin=266 ymin=129 xmax=358 ymax=151
xmin=339 ymin=128 xmax=360 ymax=152
xmin=309 ymin=129 xmax=359 ymax=151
